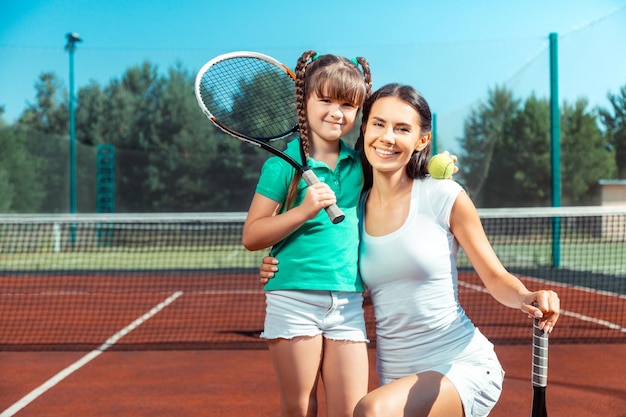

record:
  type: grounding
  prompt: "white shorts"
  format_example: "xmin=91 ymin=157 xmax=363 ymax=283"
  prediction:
xmin=379 ymin=352 xmax=504 ymax=417
xmin=261 ymin=290 xmax=369 ymax=342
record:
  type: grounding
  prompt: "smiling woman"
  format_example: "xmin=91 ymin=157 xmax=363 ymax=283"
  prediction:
xmin=359 ymin=94 xmax=432 ymax=237
xmin=358 ymin=84 xmax=433 ymax=192
xmin=362 ymin=95 xmax=430 ymax=176
xmin=350 ymin=83 xmax=560 ymax=417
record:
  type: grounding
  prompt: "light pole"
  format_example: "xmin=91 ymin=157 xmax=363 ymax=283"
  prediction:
xmin=65 ymin=32 xmax=82 ymax=215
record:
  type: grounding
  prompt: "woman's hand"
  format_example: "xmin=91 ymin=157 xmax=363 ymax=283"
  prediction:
xmin=440 ymin=151 xmax=459 ymax=176
xmin=521 ymin=290 xmax=560 ymax=333
xmin=259 ymin=256 xmax=279 ymax=285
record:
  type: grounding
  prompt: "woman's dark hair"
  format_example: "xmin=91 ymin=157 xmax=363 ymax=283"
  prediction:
xmin=355 ymin=83 xmax=433 ymax=190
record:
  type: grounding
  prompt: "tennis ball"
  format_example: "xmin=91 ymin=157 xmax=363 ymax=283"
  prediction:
xmin=428 ymin=153 xmax=455 ymax=179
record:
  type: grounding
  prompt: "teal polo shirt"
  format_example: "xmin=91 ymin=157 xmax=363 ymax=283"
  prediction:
xmin=255 ymin=138 xmax=364 ymax=292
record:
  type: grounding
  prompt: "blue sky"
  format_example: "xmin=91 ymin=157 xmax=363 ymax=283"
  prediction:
xmin=1 ymin=0 xmax=625 ymax=152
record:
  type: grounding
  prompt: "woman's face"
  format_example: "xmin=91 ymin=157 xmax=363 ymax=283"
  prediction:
xmin=362 ymin=96 xmax=430 ymax=176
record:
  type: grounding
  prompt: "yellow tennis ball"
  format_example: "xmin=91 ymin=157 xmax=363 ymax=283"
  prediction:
xmin=428 ymin=153 xmax=455 ymax=179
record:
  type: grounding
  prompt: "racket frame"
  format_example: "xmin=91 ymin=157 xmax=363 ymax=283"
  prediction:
xmin=194 ymin=51 xmax=345 ymax=224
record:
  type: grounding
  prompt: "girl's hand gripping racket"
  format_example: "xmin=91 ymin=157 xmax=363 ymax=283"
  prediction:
xmin=194 ymin=51 xmax=345 ymax=224
xmin=531 ymin=307 xmax=549 ymax=417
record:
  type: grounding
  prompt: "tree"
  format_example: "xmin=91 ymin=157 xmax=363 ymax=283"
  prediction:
xmin=73 ymin=61 xmax=267 ymax=212
xmin=599 ymin=85 xmax=626 ymax=178
xmin=499 ymin=94 xmax=552 ymax=206
xmin=76 ymin=81 xmax=108 ymax=146
xmin=17 ymin=73 xmax=68 ymax=134
xmin=458 ymin=88 xmax=615 ymax=207
xmin=0 ymin=126 xmax=47 ymax=212
xmin=11 ymin=73 xmax=71 ymax=213
xmin=7 ymin=61 xmax=302 ymax=213
xmin=458 ymin=86 xmax=520 ymax=207
xmin=0 ymin=167 xmax=13 ymax=212
xmin=145 ymin=63 xmax=259 ymax=211
xmin=561 ymin=98 xmax=616 ymax=204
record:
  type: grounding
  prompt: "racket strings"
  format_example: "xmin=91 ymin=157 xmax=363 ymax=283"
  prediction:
xmin=198 ymin=57 xmax=297 ymax=140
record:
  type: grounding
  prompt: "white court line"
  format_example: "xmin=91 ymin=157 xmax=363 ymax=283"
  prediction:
xmin=0 ymin=291 xmax=183 ymax=417
xmin=458 ymin=280 xmax=626 ymax=334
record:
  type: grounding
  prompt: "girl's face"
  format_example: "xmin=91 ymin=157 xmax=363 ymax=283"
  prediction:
xmin=306 ymin=91 xmax=359 ymax=144
xmin=363 ymin=96 xmax=430 ymax=176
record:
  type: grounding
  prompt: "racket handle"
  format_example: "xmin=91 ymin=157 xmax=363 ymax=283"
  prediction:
xmin=532 ymin=303 xmax=549 ymax=387
xmin=301 ymin=170 xmax=345 ymax=224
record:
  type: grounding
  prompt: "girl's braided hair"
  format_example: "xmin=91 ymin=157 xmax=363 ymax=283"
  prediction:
xmin=284 ymin=50 xmax=372 ymax=211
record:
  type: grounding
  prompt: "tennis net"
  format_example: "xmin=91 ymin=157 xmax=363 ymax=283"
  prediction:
xmin=1 ymin=207 xmax=625 ymax=351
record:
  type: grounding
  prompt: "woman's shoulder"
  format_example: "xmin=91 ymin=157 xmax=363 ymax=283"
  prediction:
xmin=415 ymin=176 xmax=463 ymax=193
xmin=413 ymin=177 xmax=464 ymax=218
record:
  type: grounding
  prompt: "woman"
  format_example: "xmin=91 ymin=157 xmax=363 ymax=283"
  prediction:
xmin=261 ymin=83 xmax=560 ymax=417
xmin=352 ymin=83 xmax=559 ymax=417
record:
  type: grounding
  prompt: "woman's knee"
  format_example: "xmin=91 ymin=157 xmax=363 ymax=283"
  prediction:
xmin=353 ymin=395 xmax=380 ymax=417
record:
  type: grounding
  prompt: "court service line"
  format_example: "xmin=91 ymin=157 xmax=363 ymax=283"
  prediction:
xmin=458 ymin=281 xmax=626 ymax=334
xmin=0 ymin=291 xmax=183 ymax=417
xmin=522 ymin=275 xmax=626 ymax=300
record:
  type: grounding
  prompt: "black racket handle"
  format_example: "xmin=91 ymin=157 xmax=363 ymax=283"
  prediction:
xmin=301 ymin=170 xmax=345 ymax=224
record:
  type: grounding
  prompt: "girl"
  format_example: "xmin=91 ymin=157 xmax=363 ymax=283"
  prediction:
xmin=242 ymin=50 xmax=373 ymax=417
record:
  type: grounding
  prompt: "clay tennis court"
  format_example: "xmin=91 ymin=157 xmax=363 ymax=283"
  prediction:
xmin=2 ymin=344 xmax=626 ymax=416
xmin=2 ymin=270 xmax=625 ymax=416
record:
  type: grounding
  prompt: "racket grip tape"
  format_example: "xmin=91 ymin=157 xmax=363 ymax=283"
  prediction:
xmin=532 ymin=303 xmax=549 ymax=387
xmin=301 ymin=170 xmax=345 ymax=224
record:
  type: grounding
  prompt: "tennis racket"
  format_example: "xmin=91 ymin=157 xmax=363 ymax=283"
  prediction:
xmin=194 ymin=51 xmax=345 ymax=224
xmin=531 ymin=310 xmax=549 ymax=417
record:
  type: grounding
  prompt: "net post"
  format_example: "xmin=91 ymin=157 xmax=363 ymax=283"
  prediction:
xmin=549 ymin=32 xmax=561 ymax=268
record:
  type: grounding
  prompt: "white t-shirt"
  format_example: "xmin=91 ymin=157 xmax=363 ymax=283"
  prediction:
xmin=359 ymin=177 xmax=495 ymax=380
